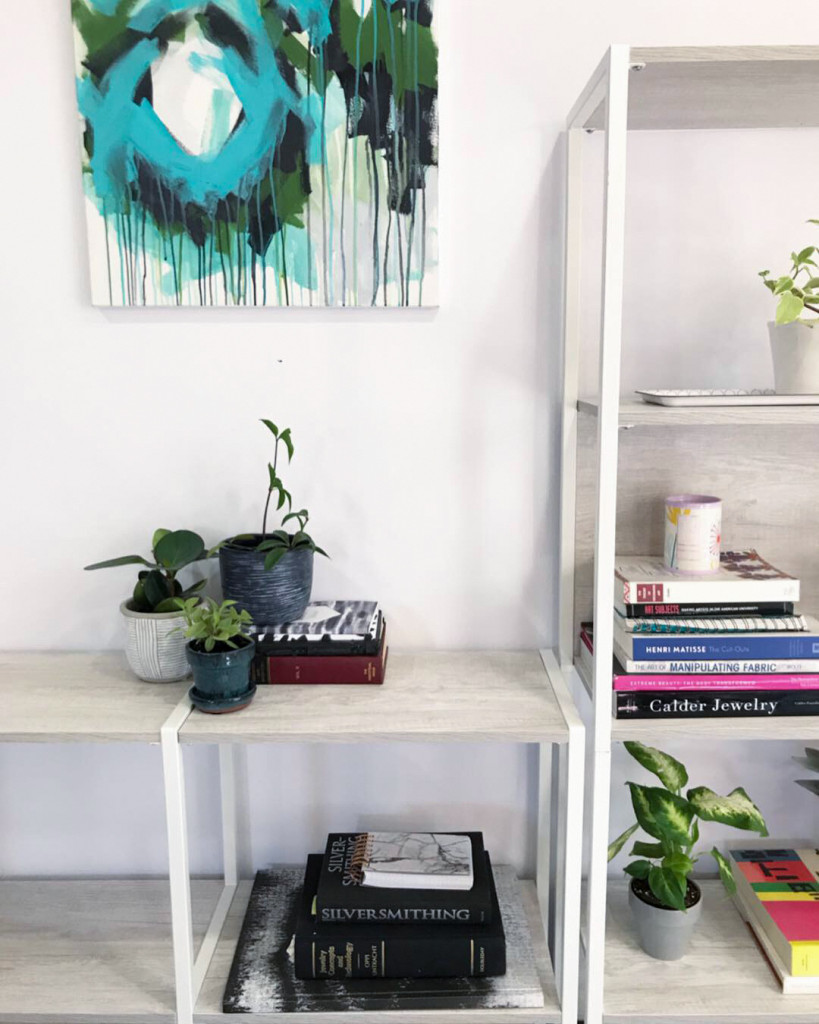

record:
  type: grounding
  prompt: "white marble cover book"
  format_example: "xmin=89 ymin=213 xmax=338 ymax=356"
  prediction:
xmin=359 ymin=832 xmax=474 ymax=890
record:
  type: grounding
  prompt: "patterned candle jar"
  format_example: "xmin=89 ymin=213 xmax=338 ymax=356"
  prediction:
xmin=664 ymin=495 xmax=722 ymax=573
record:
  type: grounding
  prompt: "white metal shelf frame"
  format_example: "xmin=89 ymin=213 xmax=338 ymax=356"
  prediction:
xmin=161 ymin=649 xmax=585 ymax=1024
xmin=558 ymin=43 xmax=819 ymax=1024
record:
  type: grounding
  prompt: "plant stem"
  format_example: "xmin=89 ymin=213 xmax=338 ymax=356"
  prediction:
xmin=262 ymin=488 xmax=273 ymax=537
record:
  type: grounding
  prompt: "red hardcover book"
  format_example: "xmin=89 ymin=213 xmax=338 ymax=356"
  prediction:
xmin=253 ymin=628 xmax=388 ymax=685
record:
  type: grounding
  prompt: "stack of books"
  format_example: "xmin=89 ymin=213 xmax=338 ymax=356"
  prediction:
xmin=579 ymin=549 xmax=819 ymax=719
xmin=222 ymin=832 xmax=548 ymax=1015
xmin=249 ymin=600 xmax=388 ymax=685
xmin=729 ymin=847 xmax=819 ymax=993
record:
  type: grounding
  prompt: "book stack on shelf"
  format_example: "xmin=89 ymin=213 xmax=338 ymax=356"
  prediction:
xmin=729 ymin=847 xmax=819 ymax=993
xmin=249 ymin=600 xmax=388 ymax=685
xmin=579 ymin=549 xmax=819 ymax=719
xmin=223 ymin=832 xmax=546 ymax=1014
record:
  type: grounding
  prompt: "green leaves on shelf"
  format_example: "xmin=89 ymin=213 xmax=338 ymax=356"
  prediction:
xmin=608 ymin=740 xmax=769 ymax=913
xmin=176 ymin=597 xmax=252 ymax=653
xmin=760 ymin=224 xmax=819 ymax=324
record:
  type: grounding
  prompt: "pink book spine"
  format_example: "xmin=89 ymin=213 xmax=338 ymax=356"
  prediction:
xmin=613 ymin=674 xmax=819 ymax=691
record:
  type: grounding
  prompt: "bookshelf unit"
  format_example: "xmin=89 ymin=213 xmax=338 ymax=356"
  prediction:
xmin=0 ymin=649 xmax=585 ymax=1024
xmin=559 ymin=45 xmax=819 ymax=1024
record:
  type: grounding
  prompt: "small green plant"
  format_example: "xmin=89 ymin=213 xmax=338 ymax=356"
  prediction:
xmin=608 ymin=741 xmax=768 ymax=912
xmin=760 ymin=222 xmax=819 ymax=324
xmin=224 ymin=419 xmax=328 ymax=570
xmin=176 ymin=597 xmax=252 ymax=652
xmin=85 ymin=529 xmax=209 ymax=612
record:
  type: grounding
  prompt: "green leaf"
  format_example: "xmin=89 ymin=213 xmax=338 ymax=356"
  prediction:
xmin=687 ymin=786 xmax=768 ymax=835
xmin=608 ymin=823 xmax=639 ymax=862
xmin=261 ymin=418 xmax=279 ymax=437
xmin=268 ymin=463 xmax=278 ymax=489
xmin=774 ymin=275 xmax=795 ymax=295
xmin=805 ymin=278 xmax=819 ymax=291
xmin=777 ymin=291 xmax=805 ymax=324
xmin=631 ymin=840 xmax=664 ymax=859
xmin=151 ymin=528 xmax=171 ymax=551
xmin=711 ymin=847 xmax=737 ymax=895
xmin=628 ymin=783 xmax=663 ymax=840
xmin=179 ymin=579 xmax=207 ymax=599
xmin=313 ymin=545 xmax=330 ymax=558
xmin=84 ymin=554 xmax=155 ymax=571
xmin=624 ymin=741 xmax=689 ymax=792
xmin=663 ymin=851 xmax=694 ymax=876
xmin=758 ymin=269 xmax=771 ymax=277
xmin=154 ymin=530 xmax=206 ymax=571
xmin=645 ymin=787 xmax=695 ymax=846
xmin=131 ymin=579 xmax=151 ymax=611
xmin=624 ymin=859 xmax=651 ymax=880
xmin=279 ymin=427 xmax=294 ymax=461
xmin=257 ymin=537 xmax=287 ymax=552
xmin=691 ymin=818 xmax=700 ymax=846
xmin=797 ymin=246 xmax=816 ymax=263
xmin=648 ymin=865 xmax=688 ymax=912
xmin=154 ymin=597 xmax=185 ymax=613
xmin=264 ymin=547 xmax=291 ymax=571
xmin=142 ymin=569 xmax=172 ymax=609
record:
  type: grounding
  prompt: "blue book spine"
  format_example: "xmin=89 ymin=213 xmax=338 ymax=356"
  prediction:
xmin=629 ymin=634 xmax=819 ymax=660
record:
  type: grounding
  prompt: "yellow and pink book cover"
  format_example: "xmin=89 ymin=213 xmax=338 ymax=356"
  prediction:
xmin=730 ymin=848 xmax=819 ymax=976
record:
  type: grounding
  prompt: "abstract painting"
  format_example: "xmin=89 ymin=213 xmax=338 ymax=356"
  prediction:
xmin=70 ymin=1 xmax=438 ymax=306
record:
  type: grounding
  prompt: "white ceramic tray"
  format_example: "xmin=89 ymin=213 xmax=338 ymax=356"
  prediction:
xmin=636 ymin=388 xmax=819 ymax=407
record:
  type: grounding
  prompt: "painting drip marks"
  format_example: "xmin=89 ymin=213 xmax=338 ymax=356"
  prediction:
xmin=72 ymin=0 xmax=439 ymax=307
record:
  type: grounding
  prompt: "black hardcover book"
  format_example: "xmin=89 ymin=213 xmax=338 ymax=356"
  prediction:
xmin=315 ymin=832 xmax=493 ymax=925
xmin=615 ymin=689 xmax=819 ymax=718
xmin=295 ymin=854 xmax=505 ymax=979
xmin=621 ymin=602 xmax=795 ymax=619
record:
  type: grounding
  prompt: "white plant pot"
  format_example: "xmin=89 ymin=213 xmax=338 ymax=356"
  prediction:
xmin=120 ymin=601 xmax=190 ymax=682
xmin=768 ymin=321 xmax=819 ymax=394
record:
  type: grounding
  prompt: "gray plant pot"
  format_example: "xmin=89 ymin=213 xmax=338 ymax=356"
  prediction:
xmin=120 ymin=600 xmax=190 ymax=682
xmin=219 ymin=537 xmax=313 ymax=625
xmin=628 ymin=878 xmax=702 ymax=960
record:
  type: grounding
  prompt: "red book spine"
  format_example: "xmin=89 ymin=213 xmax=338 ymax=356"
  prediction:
xmin=254 ymin=644 xmax=388 ymax=685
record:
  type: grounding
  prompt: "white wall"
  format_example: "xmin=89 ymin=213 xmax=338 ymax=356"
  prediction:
xmin=1 ymin=2 xmax=818 ymax=878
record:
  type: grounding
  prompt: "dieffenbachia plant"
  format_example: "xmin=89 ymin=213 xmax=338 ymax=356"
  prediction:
xmin=608 ymin=741 xmax=768 ymax=912
xmin=794 ymin=746 xmax=819 ymax=798
xmin=760 ymin=223 xmax=819 ymax=324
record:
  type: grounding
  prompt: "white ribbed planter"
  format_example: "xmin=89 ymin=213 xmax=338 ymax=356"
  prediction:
xmin=769 ymin=320 xmax=819 ymax=394
xmin=119 ymin=601 xmax=190 ymax=682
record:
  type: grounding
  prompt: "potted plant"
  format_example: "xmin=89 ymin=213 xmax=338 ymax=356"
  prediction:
xmin=217 ymin=419 xmax=328 ymax=624
xmin=608 ymin=741 xmax=768 ymax=961
xmin=177 ymin=597 xmax=256 ymax=714
xmin=85 ymin=529 xmax=210 ymax=682
xmin=760 ymin=225 xmax=819 ymax=393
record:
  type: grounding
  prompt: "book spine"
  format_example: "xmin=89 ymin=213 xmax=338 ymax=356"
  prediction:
xmin=613 ymin=674 xmax=819 ymax=691
xmin=625 ymin=633 xmax=819 ymax=660
xmin=619 ymin=579 xmax=800 ymax=605
xmin=615 ymin=690 xmax=819 ymax=718
xmin=251 ymin=651 xmax=386 ymax=684
xmin=621 ymin=602 xmax=796 ymax=619
xmin=620 ymin=616 xmax=806 ymax=635
xmin=615 ymin=654 xmax=819 ymax=674
xmin=316 ymin=904 xmax=489 ymax=925
xmin=294 ymin=931 xmax=506 ymax=980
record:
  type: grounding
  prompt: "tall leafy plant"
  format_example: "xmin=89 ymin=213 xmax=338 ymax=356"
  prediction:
xmin=760 ymin=221 xmax=819 ymax=324
xmin=608 ymin=741 xmax=768 ymax=912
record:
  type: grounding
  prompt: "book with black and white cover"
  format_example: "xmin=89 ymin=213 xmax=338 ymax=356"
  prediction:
xmin=614 ymin=689 xmax=819 ymax=718
xmin=617 ymin=601 xmax=796 ymax=620
xmin=352 ymin=832 xmax=474 ymax=890
xmin=251 ymin=602 xmax=382 ymax=655
xmin=294 ymin=854 xmax=505 ymax=979
xmin=617 ymin=613 xmax=808 ymax=635
xmin=316 ymin=832 xmax=492 ymax=924
xmin=614 ymin=551 xmax=800 ymax=606
xmin=222 ymin=863 xmax=544 ymax=1012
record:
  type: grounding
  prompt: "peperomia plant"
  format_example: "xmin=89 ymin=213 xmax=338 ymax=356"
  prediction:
xmin=608 ymin=741 xmax=768 ymax=912
xmin=85 ymin=529 xmax=209 ymax=612
xmin=176 ymin=597 xmax=252 ymax=652
xmin=760 ymin=223 xmax=819 ymax=324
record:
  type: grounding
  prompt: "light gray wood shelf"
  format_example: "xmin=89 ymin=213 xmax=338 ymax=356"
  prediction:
xmin=194 ymin=879 xmax=560 ymax=1023
xmin=579 ymin=45 xmax=819 ymax=131
xmin=180 ymin=651 xmax=571 ymax=744
xmin=0 ymin=652 xmax=188 ymax=743
xmin=577 ymin=397 xmax=819 ymax=427
xmin=0 ymin=878 xmax=222 ymax=1023
xmin=572 ymin=661 xmax=819 ymax=741
xmin=602 ymin=880 xmax=819 ymax=1023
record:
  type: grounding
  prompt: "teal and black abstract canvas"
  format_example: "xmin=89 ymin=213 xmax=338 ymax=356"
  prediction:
xmin=71 ymin=1 xmax=439 ymax=306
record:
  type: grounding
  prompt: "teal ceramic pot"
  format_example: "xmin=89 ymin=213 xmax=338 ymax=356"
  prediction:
xmin=219 ymin=536 xmax=313 ymax=624
xmin=186 ymin=637 xmax=256 ymax=714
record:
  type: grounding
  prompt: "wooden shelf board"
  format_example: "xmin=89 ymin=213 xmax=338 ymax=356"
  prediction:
xmin=579 ymin=46 xmax=819 ymax=131
xmin=180 ymin=651 xmax=570 ymax=744
xmin=577 ymin=398 xmax=819 ymax=427
xmin=602 ymin=880 xmax=819 ymax=1022
xmin=0 ymin=878 xmax=221 ymax=1023
xmin=0 ymin=652 xmax=188 ymax=743
xmin=194 ymin=879 xmax=561 ymax=1023
xmin=572 ymin=662 xmax=819 ymax=740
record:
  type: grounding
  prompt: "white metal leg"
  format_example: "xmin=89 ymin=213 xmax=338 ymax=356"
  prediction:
xmin=161 ymin=698 xmax=196 ymax=1024
xmin=219 ymin=744 xmax=239 ymax=887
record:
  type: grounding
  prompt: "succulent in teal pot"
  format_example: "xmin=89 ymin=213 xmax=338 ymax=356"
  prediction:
xmin=85 ymin=529 xmax=210 ymax=682
xmin=217 ymin=419 xmax=328 ymax=624
xmin=178 ymin=598 xmax=256 ymax=714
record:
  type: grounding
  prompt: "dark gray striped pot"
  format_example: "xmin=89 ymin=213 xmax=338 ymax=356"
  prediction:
xmin=219 ymin=537 xmax=313 ymax=625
